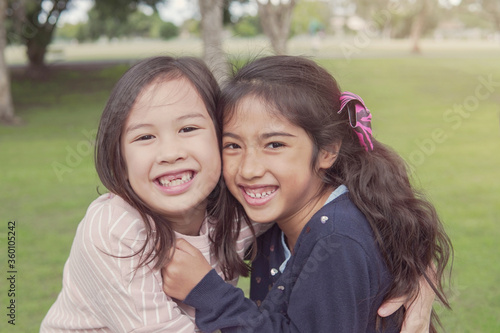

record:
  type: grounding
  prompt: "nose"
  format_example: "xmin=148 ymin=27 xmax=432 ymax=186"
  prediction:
xmin=156 ymin=137 xmax=187 ymax=164
xmin=239 ymin=148 xmax=265 ymax=180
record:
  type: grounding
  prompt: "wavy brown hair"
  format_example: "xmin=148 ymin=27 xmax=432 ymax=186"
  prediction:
xmin=214 ymin=55 xmax=453 ymax=331
xmin=95 ymin=56 xmax=250 ymax=276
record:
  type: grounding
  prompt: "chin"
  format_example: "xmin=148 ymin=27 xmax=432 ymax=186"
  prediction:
xmin=247 ymin=214 xmax=275 ymax=224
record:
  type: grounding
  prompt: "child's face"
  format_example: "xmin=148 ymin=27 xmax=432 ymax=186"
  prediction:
xmin=121 ymin=78 xmax=221 ymax=233
xmin=222 ymin=96 xmax=334 ymax=227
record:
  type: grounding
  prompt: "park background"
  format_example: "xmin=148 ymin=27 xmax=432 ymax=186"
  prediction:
xmin=1 ymin=0 xmax=499 ymax=332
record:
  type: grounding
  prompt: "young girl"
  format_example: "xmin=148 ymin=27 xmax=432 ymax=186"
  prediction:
xmin=163 ymin=55 xmax=452 ymax=332
xmin=40 ymin=56 xmax=260 ymax=332
xmin=42 ymin=55 xmax=435 ymax=332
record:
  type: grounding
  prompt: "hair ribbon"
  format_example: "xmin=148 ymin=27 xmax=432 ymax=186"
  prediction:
xmin=339 ymin=92 xmax=374 ymax=151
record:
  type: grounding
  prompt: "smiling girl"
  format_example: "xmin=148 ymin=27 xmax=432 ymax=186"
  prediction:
xmin=163 ymin=56 xmax=452 ymax=332
xmin=40 ymin=56 xmax=259 ymax=332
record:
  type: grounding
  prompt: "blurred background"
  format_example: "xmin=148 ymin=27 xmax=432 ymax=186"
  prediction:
xmin=0 ymin=0 xmax=499 ymax=331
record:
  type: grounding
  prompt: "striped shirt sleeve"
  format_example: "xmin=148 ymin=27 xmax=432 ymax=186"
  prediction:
xmin=41 ymin=194 xmax=198 ymax=332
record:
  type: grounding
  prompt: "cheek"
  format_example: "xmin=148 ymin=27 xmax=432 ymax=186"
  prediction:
xmin=222 ymin=155 xmax=238 ymax=181
xmin=123 ymin=148 xmax=147 ymax=181
xmin=197 ymin=137 xmax=222 ymax=183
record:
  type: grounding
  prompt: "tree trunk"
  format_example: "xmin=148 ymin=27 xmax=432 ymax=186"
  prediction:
xmin=410 ymin=0 xmax=432 ymax=54
xmin=484 ymin=0 xmax=500 ymax=32
xmin=26 ymin=31 xmax=50 ymax=69
xmin=0 ymin=0 xmax=19 ymax=125
xmin=198 ymin=0 xmax=229 ymax=84
xmin=257 ymin=0 xmax=296 ymax=55
xmin=22 ymin=0 xmax=68 ymax=74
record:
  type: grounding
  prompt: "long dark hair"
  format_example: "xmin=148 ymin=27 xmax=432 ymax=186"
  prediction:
xmin=215 ymin=55 xmax=453 ymax=330
xmin=95 ymin=56 xmax=233 ymax=272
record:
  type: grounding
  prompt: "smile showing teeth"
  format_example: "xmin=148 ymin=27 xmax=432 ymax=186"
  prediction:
xmin=245 ymin=189 xmax=276 ymax=199
xmin=158 ymin=172 xmax=193 ymax=187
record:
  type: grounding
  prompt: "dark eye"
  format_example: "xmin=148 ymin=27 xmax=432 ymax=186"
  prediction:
xmin=266 ymin=142 xmax=284 ymax=149
xmin=180 ymin=127 xmax=198 ymax=133
xmin=223 ymin=143 xmax=241 ymax=150
xmin=136 ymin=135 xmax=154 ymax=141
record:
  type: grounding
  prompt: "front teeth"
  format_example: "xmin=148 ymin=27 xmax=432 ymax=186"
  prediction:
xmin=245 ymin=190 xmax=274 ymax=198
xmin=159 ymin=173 xmax=192 ymax=187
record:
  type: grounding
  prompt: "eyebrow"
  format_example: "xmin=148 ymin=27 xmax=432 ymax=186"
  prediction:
xmin=125 ymin=123 xmax=153 ymax=134
xmin=177 ymin=112 xmax=208 ymax=122
xmin=261 ymin=132 xmax=296 ymax=139
xmin=125 ymin=113 xmax=208 ymax=134
xmin=222 ymin=131 xmax=296 ymax=140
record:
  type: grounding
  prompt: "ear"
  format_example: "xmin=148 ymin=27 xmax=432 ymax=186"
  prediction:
xmin=317 ymin=142 xmax=341 ymax=170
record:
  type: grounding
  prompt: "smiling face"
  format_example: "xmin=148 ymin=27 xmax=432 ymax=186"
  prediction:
xmin=121 ymin=77 xmax=221 ymax=234
xmin=222 ymin=96 xmax=337 ymax=231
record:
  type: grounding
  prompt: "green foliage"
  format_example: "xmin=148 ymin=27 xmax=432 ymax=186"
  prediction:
xmin=76 ymin=7 xmax=169 ymax=41
xmin=128 ymin=10 xmax=156 ymax=37
xmin=159 ymin=21 xmax=179 ymax=40
xmin=55 ymin=22 xmax=84 ymax=41
xmin=291 ymin=0 xmax=330 ymax=35
xmin=181 ymin=18 xmax=201 ymax=36
xmin=232 ymin=15 xmax=261 ymax=37
xmin=93 ymin=0 xmax=164 ymax=21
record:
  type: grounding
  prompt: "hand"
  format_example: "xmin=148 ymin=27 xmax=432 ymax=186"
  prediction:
xmin=378 ymin=266 xmax=437 ymax=333
xmin=162 ymin=238 xmax=213 ymax=301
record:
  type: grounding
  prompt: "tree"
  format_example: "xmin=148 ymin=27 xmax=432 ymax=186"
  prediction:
xmin=199 ymin=0 xmax=229 ymax=83
xmin=159 ymin=21 xmax=179 ymax=40
xmin=353 ymin=0 xmax=438 ymax=53
xmin=256 ymin=0 xmax=296 ymax=55
xmin=6 ymin=0 xmax=167 ymax=73
xmin=7 ymin=0 xmax=70 ymax=74
xmin=77 ymin=7 xmax=162 ymax=42
xmin=458 ymin=0 xmax=500 ymax=31
xmin=0 ymin=0 xmax=19 ymax=125
xmin=409 ymin=0 xmax=434 ymax=53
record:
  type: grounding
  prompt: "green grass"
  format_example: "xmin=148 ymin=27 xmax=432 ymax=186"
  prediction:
xmin=1 ymin=51 xmax=499 ymax=332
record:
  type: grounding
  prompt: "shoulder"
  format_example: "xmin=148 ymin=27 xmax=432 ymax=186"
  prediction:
xmin=77 ymin=193 xmax=148 ymax=252
xmin=297 ymin=193 xmax=379 ymax=259
xmin=291 ymin=194 xmax=391 ymax=286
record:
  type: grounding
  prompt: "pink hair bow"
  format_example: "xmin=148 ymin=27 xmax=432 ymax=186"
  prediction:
xmin=339 ymin=92 xmax=374 ymax=152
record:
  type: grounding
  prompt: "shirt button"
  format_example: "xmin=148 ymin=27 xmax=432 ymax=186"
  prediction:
xmin=270 ymin=268 xmax=279 ymax=276
xmin=321 ymin=216 xmax=329 ymax=224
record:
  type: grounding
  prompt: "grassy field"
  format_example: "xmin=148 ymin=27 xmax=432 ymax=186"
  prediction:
xmin=1 ymin=39 xmax=499 ymax=332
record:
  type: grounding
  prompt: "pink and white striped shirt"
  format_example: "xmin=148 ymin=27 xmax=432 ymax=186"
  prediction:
xmin=41 ymin=193 xmax=264 ymax=332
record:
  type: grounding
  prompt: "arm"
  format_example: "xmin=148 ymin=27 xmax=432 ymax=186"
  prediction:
xmin=86 ymin=202 xmax=199 ymax=332
xmin=164 ymin=236 xmax=381 ymax=332
xmin=378 ymin=266 xmax=436 ymax=333
xmin=44 ymin=198 xmax=198 ymax=332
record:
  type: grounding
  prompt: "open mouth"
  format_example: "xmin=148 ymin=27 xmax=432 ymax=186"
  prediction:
xmin=240 ymin=186 xmax=278 ymax=205
xmin=156 ymin=171 xmax=194 ymax=188
xmin=244 ymin=187 xmax=277 ymax=198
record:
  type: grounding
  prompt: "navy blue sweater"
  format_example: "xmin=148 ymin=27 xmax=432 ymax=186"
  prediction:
xmin=184 ymin=193 xmax=400 ymax=332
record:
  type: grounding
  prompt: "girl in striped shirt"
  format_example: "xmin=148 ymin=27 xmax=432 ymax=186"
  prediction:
xmin=41 ymin=56 xmax=435 ymax=332
xmin=41 ymin=56 xmax=261 ymax=332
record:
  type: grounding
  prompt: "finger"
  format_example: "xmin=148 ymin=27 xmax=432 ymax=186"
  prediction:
xmin=400 ymin=290 xmax=432 ymax=333
xmin=378 ymin=296 xmax=406 ymax=317
xmin=400 ymin=301 xmax=429 ymax=333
